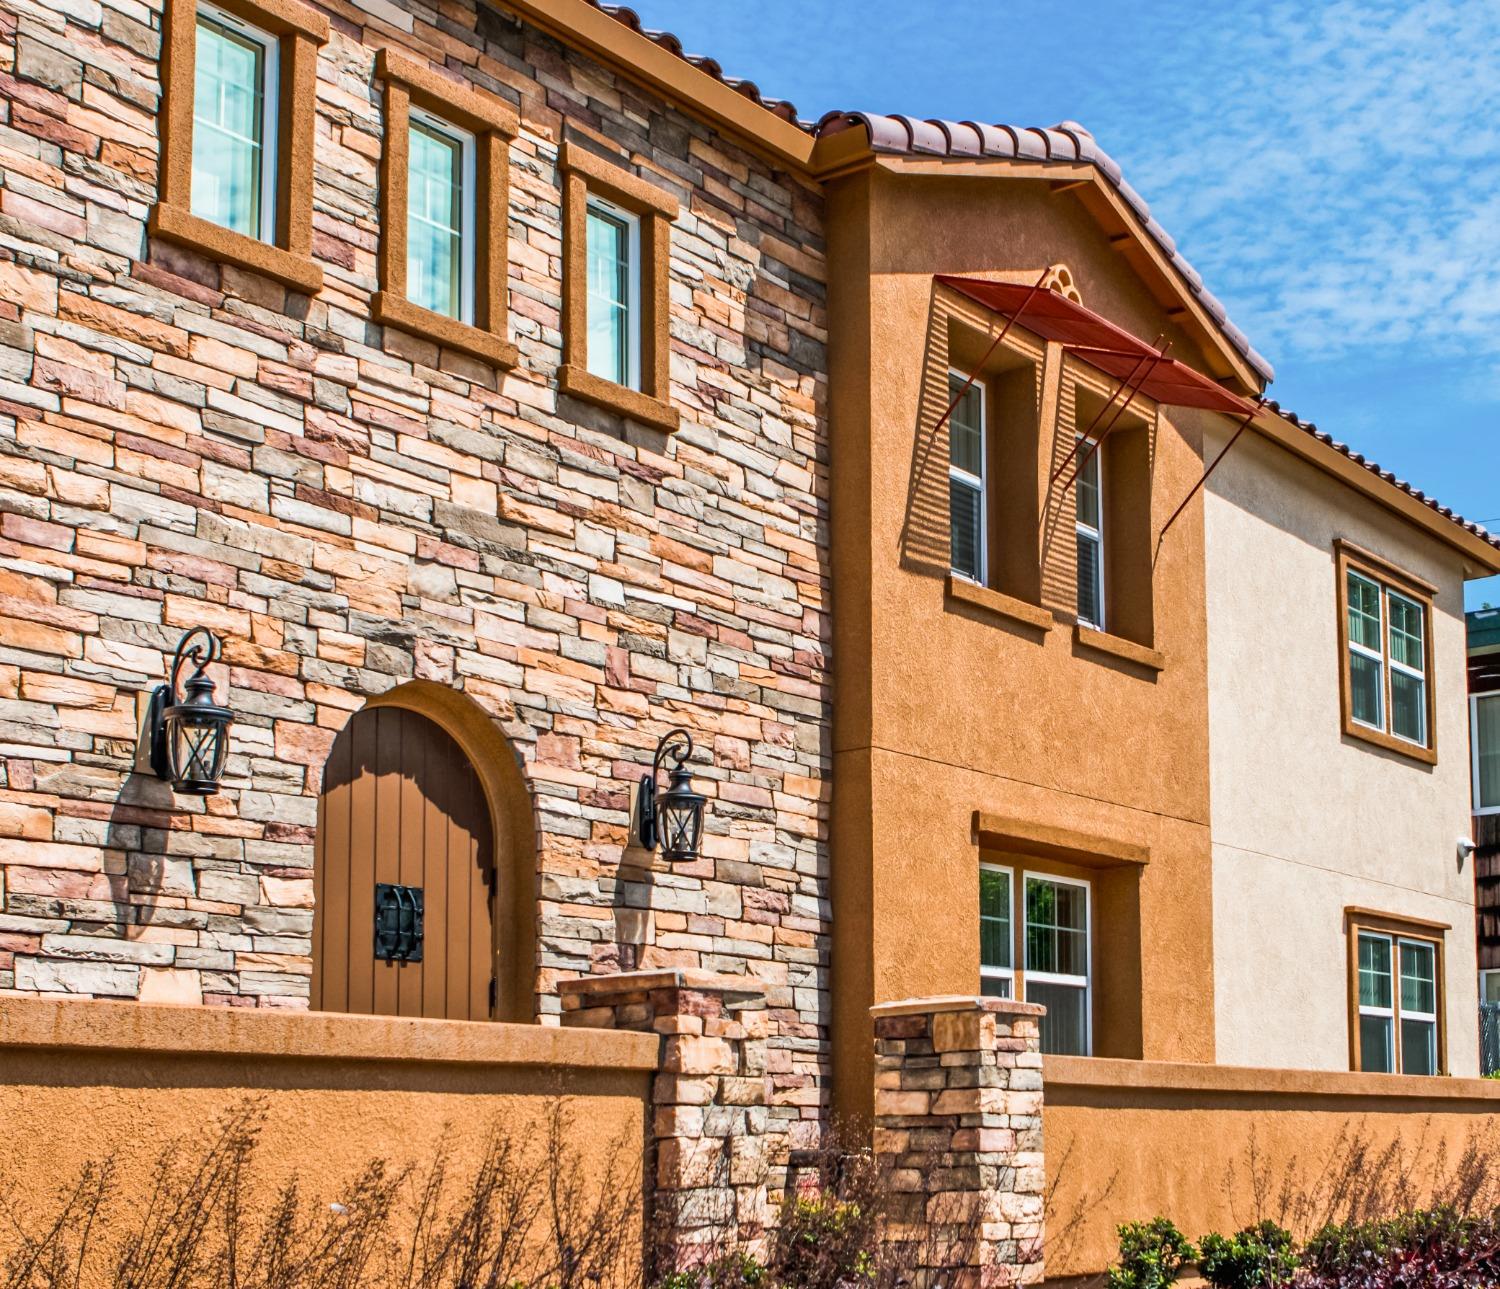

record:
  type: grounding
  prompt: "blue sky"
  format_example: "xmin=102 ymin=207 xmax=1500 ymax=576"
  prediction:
xmin=631 ymin=0 xmax=1500 ymax=607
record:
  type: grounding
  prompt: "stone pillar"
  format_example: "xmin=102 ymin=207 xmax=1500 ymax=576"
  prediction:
xmin=871 ymin=995 xmax=1045 ymax=1287
xmin=560 ymin=968 xmax=771 ymax=1275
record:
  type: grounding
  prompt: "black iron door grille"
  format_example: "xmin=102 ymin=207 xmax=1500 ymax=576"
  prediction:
xmin=374 ymin=883 xmax=424 ymax=962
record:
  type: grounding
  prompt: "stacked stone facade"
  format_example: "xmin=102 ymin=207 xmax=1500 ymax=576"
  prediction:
xmin=0 ymin=0 xmax=829 ymax=1141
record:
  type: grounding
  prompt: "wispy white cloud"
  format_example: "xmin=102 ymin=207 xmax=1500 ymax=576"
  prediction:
xmin=1109 ymin=0 xmax=1500 ymax=370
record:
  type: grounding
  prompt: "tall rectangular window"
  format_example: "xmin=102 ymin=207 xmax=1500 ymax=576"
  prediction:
xmin=585 ymin=197 xmax=640 ymax=390
xmin=979 ymin=864 xmax=1012 ymax=998
xmin=407 ymin=111 xmax=474 ymax=323
xmin=1025 ymin=873 xmax=1091 ymax=1056
xmin=191 ymin=5 xmax=278 ymax=241
xmin=947 ymin=373 xmax=986 ymax=584
xmin=1473 ymin=694 xmax=1500 ymax=813
xmin=1353 ymin=925 xmax=1442 ymax=1075
xmin=1338 ymin=549 xmax=1434 ymax=759
xmin=1074 ymin=439 xmax=1104 ymax=630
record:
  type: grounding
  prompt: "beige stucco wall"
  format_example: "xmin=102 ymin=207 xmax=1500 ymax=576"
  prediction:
xmin=1204 ymin=428 xmax=1477 ymax=1075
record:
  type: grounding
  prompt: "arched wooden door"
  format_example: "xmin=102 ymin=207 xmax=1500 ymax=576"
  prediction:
xmin=312 ymin=706 xmax=496 ymax=1020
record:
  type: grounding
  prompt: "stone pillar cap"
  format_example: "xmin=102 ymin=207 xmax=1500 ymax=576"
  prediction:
xmin=870 ymin=994 xmax=1046 ymax=1019
xmin=559 ymin=968 xmax=768 ymax=999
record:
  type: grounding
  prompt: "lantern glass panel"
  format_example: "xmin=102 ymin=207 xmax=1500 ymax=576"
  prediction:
xmin=657 ymin=791 xmax=704 ymax=860
xmin=167 ymin=710 xmax=230 ymax=791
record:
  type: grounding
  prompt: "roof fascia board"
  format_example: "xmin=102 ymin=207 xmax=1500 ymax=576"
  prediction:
xmin=868 ymin=153 xmax=1263 ymax=398
xmin=495 ymin=0 xmax=816 ymax=171
xmin=1251 ymin=410 xmax=1500 ymax=576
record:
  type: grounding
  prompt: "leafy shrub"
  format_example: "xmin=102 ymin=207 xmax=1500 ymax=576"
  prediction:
xmin=1106 ymin=1217 xmax=1195 ymax=1289
xmin=1297 ymin=1205 xmax=1500 ymax=1287
xmin=654 ymin=1251 xmax=767 ymax=1288
xmin=1197 ymin=1220 xmax=1297 ymax=1288
xmin=769 ymin=1192 xmax=876 ymax=1287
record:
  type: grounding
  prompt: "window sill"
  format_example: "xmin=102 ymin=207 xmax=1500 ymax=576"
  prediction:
xmin=557 ymin=363 xmax=680 ymax=433
xmin=148 ymin=203 xmax=322 ymax=295
xmin=372 ymin=292 xmax=518 ymax=369
xmin=1342 ymin=718 xmax=1437 ymax=767
xmin=1073 ymin=624 xmax=1164 ymax=673
xmin=944 ymin=575 xmax=1054 ymax=632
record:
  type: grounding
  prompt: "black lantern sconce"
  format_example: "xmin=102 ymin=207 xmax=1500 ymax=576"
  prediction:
xmin=148 ymin=627 xmax=234 ymax=795
xmin=636 ymin=727 xmax=707 ymax=863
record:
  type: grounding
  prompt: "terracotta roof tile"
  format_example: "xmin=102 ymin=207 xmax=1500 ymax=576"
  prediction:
xmin=814 ymin=110 xmax=1277 ymax=387
xmin=1265 ymin=401 xmax=1500 ymax=552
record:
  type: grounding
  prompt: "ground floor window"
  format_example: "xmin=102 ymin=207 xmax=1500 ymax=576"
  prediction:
xmin=977 ymin=865 xmax=1091 ymax=1055
xmin=1482 ymin=968 xmax=1500 ymax=1004
xmin=1351 ymin=917 xmax=1443 ymax=1075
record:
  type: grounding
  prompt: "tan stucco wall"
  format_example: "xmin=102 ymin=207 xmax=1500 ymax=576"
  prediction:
xmin=1204 ymin=429 xmax=1478 ymax=1074
xmin=1044 ymin=1056 xmax=1500 ymax=1279
xmin=828 ymin=168 xmax=1223 ymax=1123
xmin=0 ymin=1000 xmax=654 ymax=1262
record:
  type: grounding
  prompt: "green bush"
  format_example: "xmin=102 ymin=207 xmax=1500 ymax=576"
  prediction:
xmin=1197 ymin=1220 xmax=1297 ymax=1288
xmin=771 ymin=1193 xmax=876 ymax=1286
xmin=1107 ymin=1217 xmax=1196 ymax=1289
xmin=653 ymin=1252 xmax=767 ymax=1288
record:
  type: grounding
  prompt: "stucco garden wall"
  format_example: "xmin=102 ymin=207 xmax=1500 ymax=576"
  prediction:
xmin=0 ymin=0 xmax=830 ymax=1147
xmin=1203 ymin=427 xmax=1477 ymax=1074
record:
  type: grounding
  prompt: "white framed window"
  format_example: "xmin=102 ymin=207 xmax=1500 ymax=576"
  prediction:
xmin=407 ymin=108 xmax=476 ymax=323
xmin=1074 ymin=438 xmax=1104 ymax=630
xmin=1481 ymin=968 xmax=1500 ymax=1004
xmin=585 ymin=195 xmax=641 ymax=390
xmin=1356 ymin=929 xmax=1439 ymax=1075
xmin=1386 ymin=589 xmax=1427 ymax=746
xmin=191 ymin=2 xmax=279 ymax=242
xmin=1473 ymin=694 xmax=1500 ymax=814
xmin=948 ymin=372 xmax=986 ymax=584
xmin=1346 ymin=570 xmax=1385 ymax=731
xmin=1024 ymin=871 xmax=1091 ymax=1056
xmin=979 ymin=863 xmax=1013 ymax=998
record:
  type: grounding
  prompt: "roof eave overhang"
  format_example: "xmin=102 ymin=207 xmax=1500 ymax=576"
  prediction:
xmin=1252 ymin=409 xmax=1500 ymax=577
xmin=855 ymin=152 xmax=1265 ymax=398
xmin=495 ymin=0 xmax=817 ymax=172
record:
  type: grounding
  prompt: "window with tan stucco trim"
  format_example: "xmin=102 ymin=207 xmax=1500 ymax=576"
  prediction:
xmin=1346 ymin=909 xmax=1447 ymax=1076
xmin=1335 ymin=541 xmax=1437 ymax=765
xmin=150 ymin=0 xmax=327 ymax=294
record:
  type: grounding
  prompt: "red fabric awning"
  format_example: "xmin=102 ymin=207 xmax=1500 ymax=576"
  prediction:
xmin=936 ymin=275 xmax=1256 ymax=417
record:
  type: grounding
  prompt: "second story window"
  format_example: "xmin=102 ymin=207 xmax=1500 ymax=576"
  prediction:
xmin=192 ymin=6 xmax=277 ymax=241
xmin=979 ymin=863 xmax=1012 ymax=998
xmin=585 ymin=197 xmax=641 ymax=390
xmin=407 ymin=112 xmax=475 ymax=323
xmin=151 ymin=0 xmax=326 ymax=294
xmin=1473 ymin=693 xmax=1500 ymax=813
xmin=1074 ymin=438 xmax=1104 ymax=630
xmin=948 ymin=373 xmax=986 ymax=584
xmin=1337 ymin=543 xmax=1435 ymax=763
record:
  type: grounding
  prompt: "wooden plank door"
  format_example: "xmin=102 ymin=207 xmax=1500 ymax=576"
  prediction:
xmin=312 ymin=706 xmax=496 ymax=1020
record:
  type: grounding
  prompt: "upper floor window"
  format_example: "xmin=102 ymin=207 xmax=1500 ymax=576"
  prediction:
xmin=1074 ymin=437 xmax=1104 ymax=630
xmin=976 ymin=864 xmax=1091 ymax=1055
xmin=407 ymin=112 xmax=475 ymax=323
xmin=1353 ymin=924 xmax=1441 ymax=1075
xmin=1473 ymin=694 xmax=1500 ymax=814
xmin=558 ymin=142 xmax=680 ymax=433
xmin=192 ymin=5 xmax=277 ymax=241
xmin=948 ymin=373 xmax=986 ymax=584
xmin=151 ymin=0 xmax=327 ymax=294
xmin=586 ymin=197 xmax=642 ymax=390
xmin=371 ymin=48 xmax=518 ymax=369
xmin=1336 ymin=543 xmax=1436 ymax=764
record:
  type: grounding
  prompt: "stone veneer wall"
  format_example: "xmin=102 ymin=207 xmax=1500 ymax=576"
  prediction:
xmin=0 ymin=0 xmax=830 ymax=1145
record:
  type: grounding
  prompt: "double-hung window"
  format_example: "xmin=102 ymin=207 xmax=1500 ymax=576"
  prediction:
xmin=191 ymin=4 xmax=278 ymax=242
xmin=1356 ymin=929 xmax=1439 ymax=1075
xmin=1473 ymin=693 xmax=1500 ymax=813
xmin=1338 ymin=547 xmax=1434 ymax=760
xmin=1074 ymin=438 xmax=1104 ymax=630
xmin=976 ymin=866 xmax=1091 ymax=1055
xmin=406 ymin=110 xmax=475 ymax=324
xmin=585 ymin=196 xmax=641 ymax=391
xmin=947 ymin=373 xmax=986 ymax=584
xmin=979 ymin=864 xmax=1013 ymax=998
